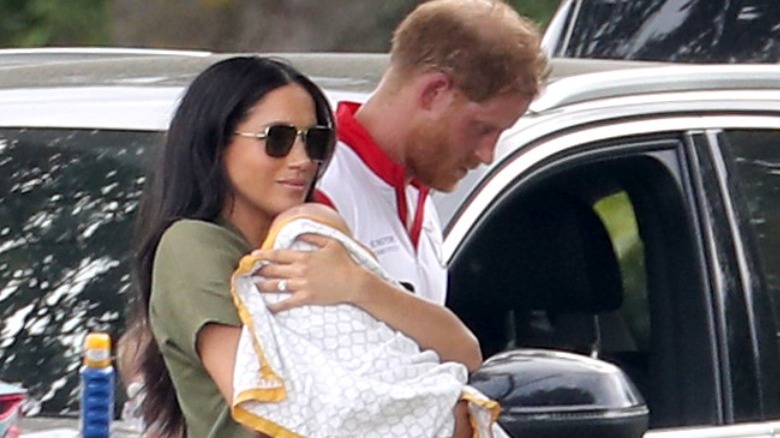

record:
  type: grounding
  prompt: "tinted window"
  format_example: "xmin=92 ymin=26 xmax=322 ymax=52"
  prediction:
xmin=594 ymin=192 xmax=649 ymax=352
xmin=562 ymin=0 xmax=780 ymax=63
xmin=0 ymin=129 xmax=161 ymax=416
xmin=449 ymin=138 xmax=722 ymax=427
xmin=724 ymin=130 xmax=780 ymax=333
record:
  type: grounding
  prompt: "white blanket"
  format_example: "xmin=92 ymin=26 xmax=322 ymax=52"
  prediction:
xmin=230 ymin=216 xmax=498 ymax=438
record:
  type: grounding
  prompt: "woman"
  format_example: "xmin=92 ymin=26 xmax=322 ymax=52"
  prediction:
xmin=132 ymin=56 xmax=481 ymax=438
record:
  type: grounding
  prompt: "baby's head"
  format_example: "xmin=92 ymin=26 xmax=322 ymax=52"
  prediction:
xmin=271 ymin=203 xmax=351 ymax=236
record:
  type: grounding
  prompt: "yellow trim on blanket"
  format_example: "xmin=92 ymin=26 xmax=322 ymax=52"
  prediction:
xmin=231 ymin=255 xmax=287 ymax=400
xmin=234 ymin=387 xmax=286 ymax=404
xmin=460 ymin=390 xmax=501 ymax=438
xmin=229 ymin=214 xmax=345 ymax=410
xmin=233 ymin=405 xmax=305 ymax=438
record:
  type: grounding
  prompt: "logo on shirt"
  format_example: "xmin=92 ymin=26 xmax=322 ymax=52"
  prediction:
xmin=370 ymin=235 xmax=400 ymax=256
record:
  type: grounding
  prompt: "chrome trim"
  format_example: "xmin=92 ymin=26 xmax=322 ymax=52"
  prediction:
xmin=534 ymin=64 xmax=780 ymax=112
xmin=559 ymin=0 xmax=581 ymax=56
xmin=501 ymin=90 xmax=780 ymax=169
xmin=705 ymin=128 xmax=769 ymax=411
xmin=540 ymin=0 xmax=575 ymax=56
xmin=537 ymin=90 xmax=780 ymax=116
xmin=444 ymin=115 xmax=780 ymax=263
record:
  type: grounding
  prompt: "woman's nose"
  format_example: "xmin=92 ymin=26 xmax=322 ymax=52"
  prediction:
xmin=288 ymin=138 xmax=314 ymax=169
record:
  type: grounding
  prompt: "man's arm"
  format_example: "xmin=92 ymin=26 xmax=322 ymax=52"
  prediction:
xmin=253 ymin=234 xmax=483 ymax=371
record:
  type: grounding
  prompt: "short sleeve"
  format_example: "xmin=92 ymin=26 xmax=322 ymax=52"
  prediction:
xmin=150 ymin=219 xmax=251 ymax=362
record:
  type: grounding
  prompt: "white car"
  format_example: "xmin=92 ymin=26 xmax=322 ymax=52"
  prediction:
xmin=3 ymin=49 xmax=780 ymax=437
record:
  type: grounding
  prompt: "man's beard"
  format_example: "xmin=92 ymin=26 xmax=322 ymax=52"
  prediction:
xmin=405 ymin=124 xmax=459 ymax=192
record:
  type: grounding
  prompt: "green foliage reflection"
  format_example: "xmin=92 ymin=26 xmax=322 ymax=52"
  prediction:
xmin=594 ymin=191 xmax=650 ymax=350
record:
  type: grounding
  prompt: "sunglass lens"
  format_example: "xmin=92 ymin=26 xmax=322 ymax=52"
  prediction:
xmin=265 ymin=125 xmax=297 ymax=157
xmin=305 ymin=127 xmax=333 ymax=161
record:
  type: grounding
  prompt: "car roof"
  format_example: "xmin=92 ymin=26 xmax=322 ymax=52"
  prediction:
xmin=0 ymin=52 xmax=388 ymax=91
xmin=0 ymin=52 xmax=390 ymax=131
xmin=0 ymin=47 xmax=213 ymax=67
xmin=0 ymin=49 xmax=676 ymax=95
xmin=2 ymin=50 xmax=779 ymax=131
xmin=0 ymin=52 xmax=665 ymax=129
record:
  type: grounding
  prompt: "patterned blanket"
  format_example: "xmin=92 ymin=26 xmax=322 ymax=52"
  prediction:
xmin=230 ymin=215 xmax=498 ymax=438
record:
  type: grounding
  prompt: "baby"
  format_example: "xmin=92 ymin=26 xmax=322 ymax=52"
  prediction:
xmin=230 ymin=203 xmax=498 ymax=438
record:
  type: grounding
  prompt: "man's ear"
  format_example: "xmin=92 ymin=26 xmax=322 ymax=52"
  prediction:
xmin=419 ymin=71 xmax=454 ymax=111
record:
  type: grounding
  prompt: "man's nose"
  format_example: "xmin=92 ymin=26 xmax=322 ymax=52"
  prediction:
xmin=474 ymin=138 xmax=497 ymax=165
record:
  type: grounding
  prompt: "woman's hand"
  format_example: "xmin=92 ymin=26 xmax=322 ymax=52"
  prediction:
xmin=251 ymin=234 xmax=372 ymax=313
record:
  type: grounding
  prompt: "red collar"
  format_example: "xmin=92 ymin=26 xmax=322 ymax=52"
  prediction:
xmin=336 ymin=101 xmax=429 ymax=248
xmin=337 ymin=102 xmax=408 ymax=188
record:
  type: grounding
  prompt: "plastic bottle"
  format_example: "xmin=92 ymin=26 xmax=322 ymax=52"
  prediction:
xmin=80 ymin=332 xmax=115 ymax=438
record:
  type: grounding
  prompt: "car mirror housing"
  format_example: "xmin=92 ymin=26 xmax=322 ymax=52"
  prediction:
xmin=470 ymin=349 xmax=649 ymax=438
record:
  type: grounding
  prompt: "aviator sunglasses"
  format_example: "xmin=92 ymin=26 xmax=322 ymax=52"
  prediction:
xmin=234 ymin=123 xmax=333 ymax=162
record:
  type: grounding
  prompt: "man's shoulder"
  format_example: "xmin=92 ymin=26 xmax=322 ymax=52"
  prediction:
xmin=326 ymin=141 xmax=373 ymax=173
xmin=320 ymin=143 xmax=385 ymax=191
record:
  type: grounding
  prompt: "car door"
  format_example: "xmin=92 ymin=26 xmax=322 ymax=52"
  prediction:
xmin=444 ymin=112 xmax=780 ymax=436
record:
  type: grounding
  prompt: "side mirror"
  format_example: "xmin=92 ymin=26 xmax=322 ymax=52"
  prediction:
xmin=470 ymin=349 xmax=648 ymax=438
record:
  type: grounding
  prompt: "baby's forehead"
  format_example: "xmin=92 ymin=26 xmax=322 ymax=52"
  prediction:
xmin=275 ymin=204 xmax=334 ymax=220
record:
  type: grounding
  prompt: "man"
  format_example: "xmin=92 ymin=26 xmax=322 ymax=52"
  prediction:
xmin=316 ymin=0 xmax=548 ymax=304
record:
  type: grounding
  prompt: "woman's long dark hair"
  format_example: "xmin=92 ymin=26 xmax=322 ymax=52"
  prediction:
xmin=130 ymin=56 xmax=335 ymax=436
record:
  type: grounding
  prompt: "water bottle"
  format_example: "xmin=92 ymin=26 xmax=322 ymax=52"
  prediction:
xmin=80 ymin=332 xmax=115 ymax=438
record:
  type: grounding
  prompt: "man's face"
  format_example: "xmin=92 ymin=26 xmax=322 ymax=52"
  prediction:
xmin=406 ymin=90 xmax=531 ymax=192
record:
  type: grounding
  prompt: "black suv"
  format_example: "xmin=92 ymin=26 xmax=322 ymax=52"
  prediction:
xmin=543 ymin=0 xmax=780 ymax=63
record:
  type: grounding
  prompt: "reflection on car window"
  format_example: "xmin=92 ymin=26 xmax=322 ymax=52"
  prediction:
xmin=563 ymin=0 xmax=780 ymax=63
xmin=0 ymin=128 xmax=162 ymax=416
xmin=594 ymin=191 xmax=649 ymax=351
xmin=724 ymin=129 xmax=780 ymax=336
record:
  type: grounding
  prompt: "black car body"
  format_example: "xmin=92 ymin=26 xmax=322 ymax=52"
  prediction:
xmin=542 ymin=0 xmax=780 ymax=62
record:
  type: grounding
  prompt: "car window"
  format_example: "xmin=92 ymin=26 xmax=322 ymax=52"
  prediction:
xmin=0 ymin=128 xmax=162 ymax=416
xmin=559 ymin=0 xmax=780 ymax=63
xmin=722 ymin=129 xmax=780 ymax=340
xmin=448 ymin=136 xmax=721 ymax=429
xmin=594 ymin=192 xmax=650 ymax=353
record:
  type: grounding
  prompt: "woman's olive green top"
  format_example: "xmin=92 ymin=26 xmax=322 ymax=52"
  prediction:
xmin=150 ymin=218 xmax=254 ymax=438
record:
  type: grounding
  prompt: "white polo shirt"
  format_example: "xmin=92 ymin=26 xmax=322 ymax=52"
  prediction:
xmin=316 ymin=102 xmax=447 ymax=305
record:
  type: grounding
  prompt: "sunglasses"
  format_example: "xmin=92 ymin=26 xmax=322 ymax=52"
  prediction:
xmin=234 ymin=123 xmax=333 ymax=161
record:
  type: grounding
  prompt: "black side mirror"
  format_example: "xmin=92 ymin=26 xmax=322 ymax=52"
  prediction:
xmin=470 ymin=349 xmax=649 ymax=438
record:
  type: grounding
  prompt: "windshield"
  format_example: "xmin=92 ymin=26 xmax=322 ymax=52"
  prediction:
xmin=559 ymin=0 xmax=780 ymax=63
xmin=0 ymin=128 xmax=161 ymax=417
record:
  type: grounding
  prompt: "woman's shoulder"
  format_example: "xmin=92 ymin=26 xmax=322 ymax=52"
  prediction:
xmin=164 ymin=218 xmax=226 ymax=238
xmin=158 ymin=218 xmax=250 ymax=256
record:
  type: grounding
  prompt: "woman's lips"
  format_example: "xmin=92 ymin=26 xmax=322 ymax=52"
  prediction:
xmin=277 ymin=178 xmax=308 ymax=190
